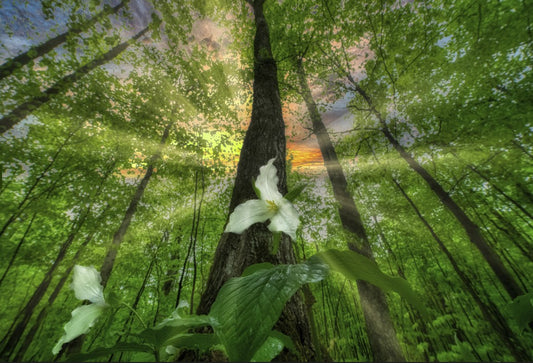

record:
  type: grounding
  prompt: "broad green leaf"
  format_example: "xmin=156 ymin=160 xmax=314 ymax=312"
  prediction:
xmin=250 ymin=336 xmax=284 ymax=362
xmin=313 ymin=249 xmax=426 ymax=315
xmin=250 ymin=330 xmax=297 ymax=362
xmin=68 ymin=342 xmax=154 ymax=362
xmin=208 ymin=258 xmax=329 ymax=361
xmin=165 ymin=333 xmax=220 ymax=351
xmin=508 ymin=292 xmax=533 ymax=332
xmin=242 ymin=262 xmax=274 ymax=277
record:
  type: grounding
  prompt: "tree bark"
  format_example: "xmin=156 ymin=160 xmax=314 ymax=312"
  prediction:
xmin=0 ymin=1 xmax=128 ymax=81
xmin=0 ymin=25 xmax=149 ymax=134
xmin=349 ymin=77 xmax=524 ymax=300
xmin=296 ymin=59 xmax=405 ymax=362
xmin=194 ymin=1 xmax=316 ymax=360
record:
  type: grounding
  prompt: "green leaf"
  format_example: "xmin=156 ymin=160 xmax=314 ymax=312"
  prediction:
xmin=284 ymin=183 xmax=306 ymax=202
xmin=250 ymin=335 xmax=284 ymax=362
xmin=270 ymin=232 xmax=281 ymax=255
xmin=242 ymin=262 xmax=274 ymax=277
xmin=68 ymin=342 xmax=154 ymax=362
xmin=313 ymin=249 xmax=427 ymax=315
xmin=252 ymin=177 xmax=261 ymax=199
xmin=208 ymin=258 xmax=329 ymax=361
xmin=508 ymin=292 xmax=533 ymax=332
xmin=164 ymin=333 xmax=220 ymax=352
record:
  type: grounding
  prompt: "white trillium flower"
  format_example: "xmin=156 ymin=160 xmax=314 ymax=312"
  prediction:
xmin=52 ymin=265 xmax=107 ymax=355
xmin=225 ymin=158 xmax=300 ymax=239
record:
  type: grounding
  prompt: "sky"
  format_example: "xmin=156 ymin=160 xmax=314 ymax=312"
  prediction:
xmin=0 ymin=0 xmax=359 ymax=175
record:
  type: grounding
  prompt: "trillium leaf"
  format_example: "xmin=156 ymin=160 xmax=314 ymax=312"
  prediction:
xmin=250 ymin=335 xmax=284 ymax=362
xmin=313 ymin=249 xmax=427 ymax=315
xmin=208 ymin=258 xmax=329 ymax=362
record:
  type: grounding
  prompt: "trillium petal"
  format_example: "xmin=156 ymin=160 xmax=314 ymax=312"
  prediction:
xmin=255 ymin=158 xmax=283 ymax=202
xmin=71 ymin=265 xmax=105 ymax=305
xmin=268 ymin=199 xmax=300 ymax=240
xmin=52 ymin=304 xmax=105 ymax=355
xmin=225 ymin=199 xmax=274 ymax=234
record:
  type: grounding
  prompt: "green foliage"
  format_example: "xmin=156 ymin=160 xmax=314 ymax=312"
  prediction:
xmin=313 ymin=249 xmax=427 ymax=316
xmin=508 ymin=292 xmax=533 ymax=332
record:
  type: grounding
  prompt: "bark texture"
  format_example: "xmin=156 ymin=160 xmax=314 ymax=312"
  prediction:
xmin=296 ymin=59 xmax=405 ymax=362
xmin=195 ymin=1 xmax=316 ymax=360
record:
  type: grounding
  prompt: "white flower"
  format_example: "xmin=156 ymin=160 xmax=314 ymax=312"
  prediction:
xmin=225 ymin=158 xmax=300 ymax=239
xmin=52 ymin=265 xmax=107 ymax=355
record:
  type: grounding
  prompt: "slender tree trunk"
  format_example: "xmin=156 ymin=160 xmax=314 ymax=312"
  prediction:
xmin=0 ymin=126 xmax=79 ymax=239
xmin=59 ymin=126 xmax=170 ymax=358
xmin=100 ymin=123 xmax=170 ymax=287
xmin=195 ymin=1 xmax=316 ymax=360
xmin=0 ymin=212 xmax=37 ymax=286
xmin=393 ymin=178 xmax=531 ymax=361
xmin=0 ymin=25 xmax=149 ymax=134
xmin=162 ymin=232 xmax=181 ymax=296
xmin=0 ymin=203 xmax=93 ymax=360
xmin=190 ymin=166 xmax=205 ymax=314
xmin=348 ymin=78 xmax=524 ymax=300
xmin=12 ymin=222 xmax=103 ymax=361
xmin=296 ymin=58 xmax=405 ymax=361
xmin=0 ymin=1 xmax=128 ymax=81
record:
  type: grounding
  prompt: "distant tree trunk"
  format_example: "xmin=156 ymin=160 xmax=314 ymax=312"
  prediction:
xmin=0 ymin=212 xmax=37 ymax=287
xmin=0 ymin=126 xmax=79 ymax=239
xmin=100 ymin=123 xmax=171 ymax=287
xmin=113 ymin=253 xmax=156 ymax=362
xmin=189 ymin=167 xmax=205 ymax=313
xmin=0 ymin=1 xmax=128 ymax=81
xmin=0 ymin=201 xmax=94 ymax=360
xmin=295 ymin=58 xmax=405 ymax=362
xmin=393 ymin=178 xmax=531 ymax=361
xmin=0 ymin=25 xmax=149 ymax=134
xmin=60 ymin=126 xmax=170 ymax=358
xmin=195 ymin=1 xmax=316 ymax=360
xmin=348 ymin=77 xmax=524 ymax=300
xmin=12 ymin=217 xmax=104 ymax=361
xmin=162 ymin=232 xmax=181 ymax=296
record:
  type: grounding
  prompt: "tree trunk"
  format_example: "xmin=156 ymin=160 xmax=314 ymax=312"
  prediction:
xmin=59 ymin=126 xmax=170 ymax=358
xmin=195 ymin=1 xmax=316 ymax=360
xmin=0 ymin=1 xmax=128 ymax=81
xmin=393 ymin=178 xmax=531 ymax=361
xmin=349 ymin=78 xmax=524 ymax=300
xmin=0 ymin=212 xmax=37 ymax=287
xmin=296 ymin=59 xmax=405 ymax=362
xmin=12 ymin=222 xmax=103 ymax=361
xmin=100 ymin=123 xmax=171 ymax=287
xmin=0 ymin=25 xmax=149 ymax=134
xmin=0 ymin=203 xmax=93 ymax=360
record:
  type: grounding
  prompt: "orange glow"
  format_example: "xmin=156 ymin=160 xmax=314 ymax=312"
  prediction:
xmin=288 ymin=141 xmax=324 ymax=172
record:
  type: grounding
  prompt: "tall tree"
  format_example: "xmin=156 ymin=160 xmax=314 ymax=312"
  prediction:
xmin=295 ymin=57 xmax=405 ymax=362
xmin=195 ymin=0 xmax=317 ymax=360
xmin=0 ymin=25 xmax=149 ymax=134
xmin=0 ymin=1 xmax=128 ymax=81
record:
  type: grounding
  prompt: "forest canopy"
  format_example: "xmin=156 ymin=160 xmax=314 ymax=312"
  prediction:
xmin=0 ymin=0 xmax=532 ymax=362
